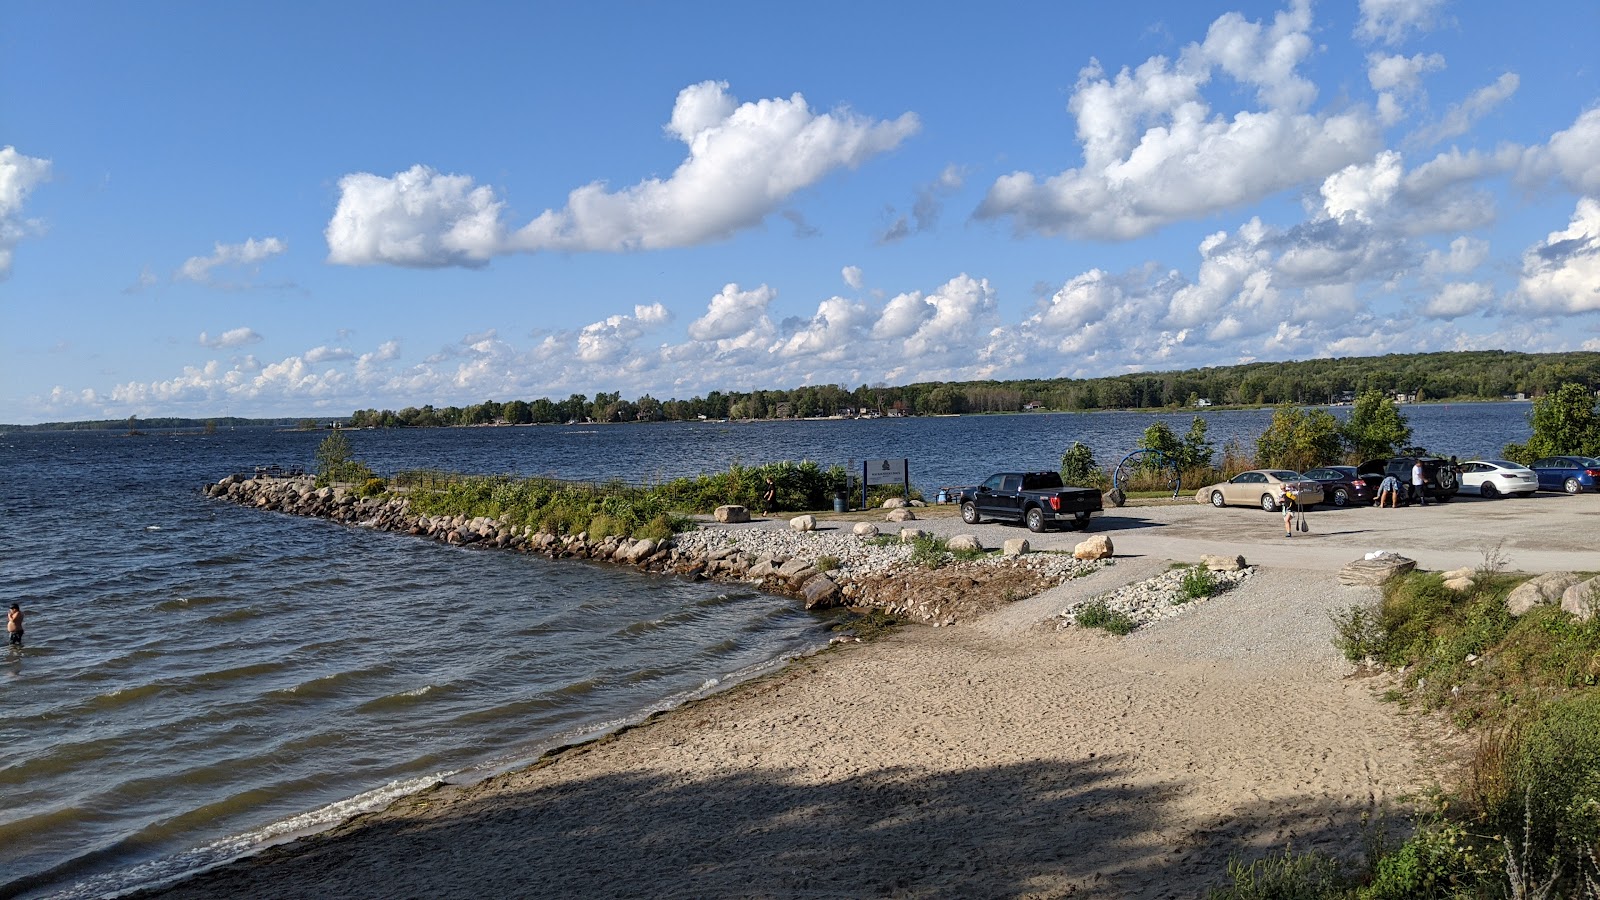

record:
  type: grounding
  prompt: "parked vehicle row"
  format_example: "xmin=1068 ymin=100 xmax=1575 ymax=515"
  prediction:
xmin=1195 ymin=453 xmax=1597 ymax=512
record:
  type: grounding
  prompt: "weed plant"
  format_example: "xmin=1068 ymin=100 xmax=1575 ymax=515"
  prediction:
xmin=1179 ymin=564 xmax=1221 ymax=602
xmin=1073 ymin=600 xmax=1136 ymax=635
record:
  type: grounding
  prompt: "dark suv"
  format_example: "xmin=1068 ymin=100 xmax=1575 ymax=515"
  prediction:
xmin=1357 ymin=456 xmax=1459 ymax=504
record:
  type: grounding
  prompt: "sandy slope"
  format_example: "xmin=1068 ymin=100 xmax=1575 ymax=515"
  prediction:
xmin=145 ymin=560 xmax=1449 ymax=900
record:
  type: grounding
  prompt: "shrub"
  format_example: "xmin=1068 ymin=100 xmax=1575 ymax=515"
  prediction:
xmin=356 ymin=476 xmax=388 ymax=498
xmin=1074 ymin=600 xmax=1136 ymax=635
xmin=1494 ymin=692 xmax=1600 ymax=861
xmin=1330 ymin=602 xmax=1385 ymax=663
xmin=816 ymin=555 xmax=841 ymax=573
xmin=1360 ymin=815 xmax=1498 ymax=899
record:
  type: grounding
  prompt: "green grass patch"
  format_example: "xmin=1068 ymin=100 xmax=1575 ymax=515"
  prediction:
xmin=1073 ymin=600 xmax=1136 ymax=635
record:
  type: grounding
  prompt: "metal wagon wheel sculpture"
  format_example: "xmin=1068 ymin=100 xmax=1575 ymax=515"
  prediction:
xmin=1108 ymin=449 xmax=1182 ymax=508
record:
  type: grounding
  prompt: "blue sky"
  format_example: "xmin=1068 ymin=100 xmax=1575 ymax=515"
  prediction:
xmin=2 ymin=0 xmax=1597 ymax=424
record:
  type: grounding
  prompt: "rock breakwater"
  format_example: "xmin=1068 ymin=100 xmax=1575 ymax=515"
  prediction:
xmin=204 ymin=474 xmax=1107 ymax=625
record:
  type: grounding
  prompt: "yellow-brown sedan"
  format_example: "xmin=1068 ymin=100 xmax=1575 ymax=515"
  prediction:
xmin=1194 ymin=470 xmax=1325 ymax=511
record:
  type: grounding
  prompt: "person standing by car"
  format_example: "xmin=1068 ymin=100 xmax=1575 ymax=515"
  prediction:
xmin=1411 ymin=459 xmax=1427 ymax=507
xmin=1281 ymin=487 xmax=1296 ymax=536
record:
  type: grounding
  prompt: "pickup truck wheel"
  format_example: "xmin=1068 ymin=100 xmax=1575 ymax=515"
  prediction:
xmin=1209 ymin=490 xmax=1225 ymax=508
xmin=1025 ymin=507 xmax=1046 ymax=533
xmin=960 ymin=501 xmax=980 ymax=525
xmin=1260 ymin=493 xmax=1278 ymax=512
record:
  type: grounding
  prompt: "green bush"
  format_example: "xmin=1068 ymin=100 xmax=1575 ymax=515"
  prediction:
xmin=1359 ymin=816 xmax=1497 ymax=899
xmin=1074 ymin=600 xmax=1136 ymax=635
xmin=356 ymin=476 xmax=388 ymax=498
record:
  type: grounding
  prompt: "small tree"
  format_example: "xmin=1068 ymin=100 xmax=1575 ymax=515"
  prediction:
xmin=1342 ymin=390 xmax=1412 ymax=460
xmin=1256 ymin=405 xmax=1343 ymax=472
xmin=1180 ymin=416 xmax=1215 ymax=470
xmin=1503 ymin=382 xmax=1600 ymax=462
xmin=1059 ymin=442 xmax=1102 ymax=488
xmin=314 ymin=431 xmax=372 ymax=486
xmin=1138 ymin=421 xmax=1183 ymax=468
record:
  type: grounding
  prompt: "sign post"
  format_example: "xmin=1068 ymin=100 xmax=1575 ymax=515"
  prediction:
xmin=863 ymin=457 xmax=910 ymax=509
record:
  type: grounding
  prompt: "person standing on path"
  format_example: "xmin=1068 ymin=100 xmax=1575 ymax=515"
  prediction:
xmin=1281 ymin=488 xmax=1295 ymax=537
xmin=1411 ymin=459 xmax=1428 ymax=507
xmin=7 ymin=603 xmax=22 ymax=646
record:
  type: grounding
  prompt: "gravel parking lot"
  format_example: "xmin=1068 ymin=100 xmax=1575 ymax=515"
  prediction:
xmin=756 ymin=491 xmax=1600 ymax=575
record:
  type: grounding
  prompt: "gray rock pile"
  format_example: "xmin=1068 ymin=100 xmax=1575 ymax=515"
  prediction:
xmin=1056 ymin=563 xmax=1256 ymax=632
xmin=204 ymin=474 xmax=1106 ymax=626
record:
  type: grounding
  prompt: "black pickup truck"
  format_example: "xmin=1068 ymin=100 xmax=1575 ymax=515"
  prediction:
xmin=952 ymin=471 xmax=1103 ymax=532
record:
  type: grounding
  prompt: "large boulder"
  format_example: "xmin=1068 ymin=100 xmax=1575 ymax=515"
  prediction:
xmin=1073 ymin=535 xmax=1114 ymax=560
xmin=1506 ymin=572 xmax=1582 ymax=616
xmin=790 ymin=514 xmax=817 ymax=532
xmin=882 ymin=497 xmax=910 ymax=509
xmin=1202 ymin=554 xmax=1247 ymax=572
xmin=852 ymin=522 xmax=880 ymax=537
xmin=886 ymin=508 xmax=917 ymax=522
xmin=1559 ymin=575 xmax=1600 ymax=622
xmin=1337 ymin=555 xmax=1416 ymax=586
xmin=1003 ymin=538 xmax=1030 ymax=557
xmin=777 ymin=557 xmax=818 ymax=581
xmin=948 ymin=534 xmax=983 ymax=552
xmin=1441 ymin=567 xmax=1475 ymax=592
xmin=800 ymin=574 xmax=842 ymax=610
xmin=899 ymin=528 xmax=927 ymax=543
xmin=714 ymin=505 xmax=750 ymax=524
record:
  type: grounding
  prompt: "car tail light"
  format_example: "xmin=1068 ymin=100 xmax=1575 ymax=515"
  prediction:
xmin=1353 ymin=478 xmax=1367 ymax=487
xmin=1499 ymin=473 xmax=1519 ymax=479
xmin=1586 ymin=469 xmax=1600 ymax=477
xmin=1049 ymin=496 xmax=1060 ymax=510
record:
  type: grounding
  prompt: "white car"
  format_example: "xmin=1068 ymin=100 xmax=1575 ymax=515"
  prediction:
xmin=1457 ymin=459 xmax=1539 ymax=499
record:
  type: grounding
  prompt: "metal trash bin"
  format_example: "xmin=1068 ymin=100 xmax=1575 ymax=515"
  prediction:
xmin=833 ymin=492 xmax=847 ymax=513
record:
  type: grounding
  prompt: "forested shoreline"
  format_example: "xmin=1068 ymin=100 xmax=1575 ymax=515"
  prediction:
xmin=345 ymin=349 xmax=1600 ymax=427
xmin=9 ymin=349 xmax=1599 ymax=431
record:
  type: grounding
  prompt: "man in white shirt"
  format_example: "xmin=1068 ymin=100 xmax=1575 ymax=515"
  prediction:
xmin=1411 ymin=459 xmax=1427 ymax=507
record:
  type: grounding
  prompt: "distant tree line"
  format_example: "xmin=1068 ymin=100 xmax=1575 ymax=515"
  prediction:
xmin=344 ymin=350 xmax=1600 ymax=428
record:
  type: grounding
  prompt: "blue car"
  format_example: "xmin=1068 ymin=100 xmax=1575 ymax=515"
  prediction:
xmin=1530 ymin=456 xmax=1600 ymax=494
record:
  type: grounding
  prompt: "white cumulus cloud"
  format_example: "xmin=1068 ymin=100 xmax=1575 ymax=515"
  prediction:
xmin=1355 ymin=0 xmax=1447 ymax=46
xmin=1422 ymin=282 xmax=1494 ymax=319
xmin=0 ymin=146 xmax=52 ymax=279
xmin=976 ymin=3 xmax=1379 ymax=240
xmin=688 ymin=283 xmax=777 ymax=341
xmin=1513 ymin=198 xmax=1600 ymax=314
xmin=198 ymin=327 xmax=263 ymax=349
xmin=178 ymin=237 xmax=287 ymax=282
xmin=326 ymin=84 xmax=918 ymax=267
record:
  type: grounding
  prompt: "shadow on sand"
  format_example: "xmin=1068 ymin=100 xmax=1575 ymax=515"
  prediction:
xmin=139 ymin=753 xmax=1405 ymax=900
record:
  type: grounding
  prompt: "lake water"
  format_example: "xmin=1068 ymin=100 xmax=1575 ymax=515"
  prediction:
xmin=0 ymin=402 xmax=1532 ymax=898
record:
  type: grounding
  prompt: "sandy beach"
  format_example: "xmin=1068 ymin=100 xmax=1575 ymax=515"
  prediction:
xmin=140 ymin=511 xmax=1485 ymax=900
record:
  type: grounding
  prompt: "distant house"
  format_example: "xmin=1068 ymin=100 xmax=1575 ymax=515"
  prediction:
xmin=1396 ymin=392 xmax=1416 ymax=403
xmin=1193 ymin=398 xmax=1212 ymax=407
xmin=1023 ymin=401 xmax=1046 ymax=411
